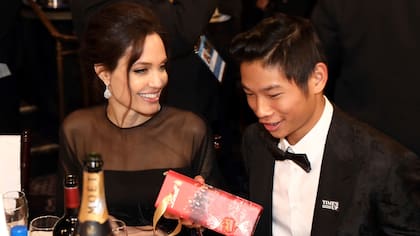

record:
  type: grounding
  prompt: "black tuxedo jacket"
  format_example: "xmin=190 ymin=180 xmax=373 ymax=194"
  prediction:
xmin=241 ymin=107 xmax=420 ymax=235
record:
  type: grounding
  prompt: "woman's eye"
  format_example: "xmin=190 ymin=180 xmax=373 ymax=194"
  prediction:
xmin=159 ymin=64 xmax=167 ymax=71
xmin=269 ymin=93 xmax=281 ymax=98
xmin=133 ymin=68 xmax=147 ymax=74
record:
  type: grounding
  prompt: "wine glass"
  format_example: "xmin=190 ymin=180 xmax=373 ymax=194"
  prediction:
xmin=110 ymin=219 xmax=127 ymax=236
xmin=29 ymin=215 xmax=60 ymax=236
xmin=3 ymin=191 xmax=29 ymax=231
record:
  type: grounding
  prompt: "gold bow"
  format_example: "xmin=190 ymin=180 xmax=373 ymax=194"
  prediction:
xmin=153 ymin=193 xmax=182 ymax=236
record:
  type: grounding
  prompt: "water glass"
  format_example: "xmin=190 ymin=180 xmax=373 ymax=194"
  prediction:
xmin=29 ymin=215 xmax=59 ymax=236
xmin=3 ymin=191 xmax=29 ymax=230
xmin=110 ymin=219 xmax=127 ymax=236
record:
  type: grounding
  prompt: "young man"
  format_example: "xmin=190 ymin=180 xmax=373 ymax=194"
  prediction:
xmin=230 ymin=14 xmax=420 ymax=235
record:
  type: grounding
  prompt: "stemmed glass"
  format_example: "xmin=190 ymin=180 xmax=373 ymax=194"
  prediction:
xmin=29 ymin=215 xmax=60 ymax=236
xmin=3 ymin=191 xmax=29 ymax=231
xmin=110 ymin=219 xmax=127 ymax=236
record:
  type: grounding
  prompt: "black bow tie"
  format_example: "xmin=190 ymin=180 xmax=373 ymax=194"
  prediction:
xmin=274 ymin=149 xmax=311 ymax=173
xmin=257 ymin=124 xmax=311 ymax=173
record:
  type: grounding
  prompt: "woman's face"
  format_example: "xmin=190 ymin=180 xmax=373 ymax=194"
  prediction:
xmin=101 ymin=33 xmax=168 ymax=123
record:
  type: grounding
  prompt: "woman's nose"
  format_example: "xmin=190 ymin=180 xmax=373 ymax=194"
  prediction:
xmin=149 ymin=70 xmax=167 ymax=88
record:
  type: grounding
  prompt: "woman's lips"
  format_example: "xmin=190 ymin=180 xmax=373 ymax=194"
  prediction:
xmin=138 ymin=92 xmax=160 ymax=102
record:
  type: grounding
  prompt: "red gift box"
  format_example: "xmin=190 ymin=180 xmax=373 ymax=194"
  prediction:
xmin=154 ymin=170 xmax=263 ymax=236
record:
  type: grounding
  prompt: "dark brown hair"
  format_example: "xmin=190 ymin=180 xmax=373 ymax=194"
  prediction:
xmin=230 ymin=13 xmax=326 ymax=92
xmin=80 ymin=1 xmax=167 ymax=104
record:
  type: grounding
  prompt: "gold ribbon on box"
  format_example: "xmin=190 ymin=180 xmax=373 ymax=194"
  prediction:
xmin=153 ymin=184 xmax=182 ymax=236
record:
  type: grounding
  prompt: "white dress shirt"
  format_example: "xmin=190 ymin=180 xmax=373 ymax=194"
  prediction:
xmin=272 ymin=96 xmax=333 ymax=236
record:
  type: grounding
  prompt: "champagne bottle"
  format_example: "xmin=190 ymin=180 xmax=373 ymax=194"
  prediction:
xmin=53 ymin=174 xmax=80 ymax=236
xmin=76 ymin=153 xmax=112 ymax=236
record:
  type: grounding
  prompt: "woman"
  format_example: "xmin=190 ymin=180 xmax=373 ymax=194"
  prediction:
xmin=57 ymin=2 xmax=221 ymax=235
xmin=71 ymin=0 xmax=222 ymax=126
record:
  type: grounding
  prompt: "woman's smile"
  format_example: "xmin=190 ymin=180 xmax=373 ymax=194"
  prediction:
xmin=137 ymin=91 xmax=161 ymax=102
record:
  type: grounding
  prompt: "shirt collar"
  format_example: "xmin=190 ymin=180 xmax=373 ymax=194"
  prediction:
xmin=279 ymin=96 xmax=333 ymax=165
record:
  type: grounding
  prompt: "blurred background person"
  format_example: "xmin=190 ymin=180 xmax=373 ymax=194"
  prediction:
xmin=242 ymin=0 xmax=317 ymax=31
xmin=311 ymin=0 xmax=420 ymax=155
xmin=256 ymin=0 xmax=316 ymax=18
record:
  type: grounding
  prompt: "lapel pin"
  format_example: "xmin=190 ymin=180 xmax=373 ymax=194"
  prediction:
xmin=321 ymin=200 xmax=339 ymax=211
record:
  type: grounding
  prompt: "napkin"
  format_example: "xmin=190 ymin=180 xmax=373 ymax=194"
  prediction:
xmin=0 ymin=135 xmax=21 ymax=194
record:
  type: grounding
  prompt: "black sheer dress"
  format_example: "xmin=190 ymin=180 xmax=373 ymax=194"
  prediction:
xmin=57 ymin=104 xmax=222 ymax=234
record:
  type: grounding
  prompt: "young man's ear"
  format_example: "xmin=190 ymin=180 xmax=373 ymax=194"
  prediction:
xmin=311 ymin=62 xmax=328 ymax=93
xmin=94 ymin=63 xmax=111 ymax=85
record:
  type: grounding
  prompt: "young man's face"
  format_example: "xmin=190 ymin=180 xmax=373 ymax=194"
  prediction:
xmin=240 ymin=60 xmax=325 ymax=144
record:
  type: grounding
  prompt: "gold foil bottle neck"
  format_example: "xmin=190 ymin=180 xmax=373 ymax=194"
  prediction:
xmin=78 ymin=153 xmax=109 ymax=224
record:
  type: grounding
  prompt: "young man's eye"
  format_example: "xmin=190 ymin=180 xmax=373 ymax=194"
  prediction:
xmin=269 ymin=93 xmax=280 ymax=98
xmin=243 ymin=91 xmax=254 ymax=97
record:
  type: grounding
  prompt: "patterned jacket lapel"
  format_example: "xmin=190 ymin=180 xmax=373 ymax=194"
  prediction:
xmin=311 ymin=108 xmax=362 ymax=235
